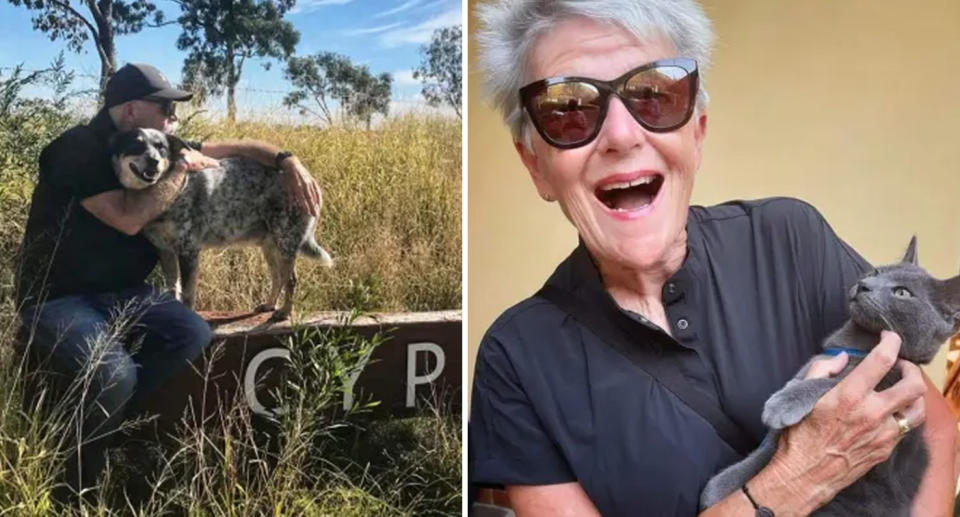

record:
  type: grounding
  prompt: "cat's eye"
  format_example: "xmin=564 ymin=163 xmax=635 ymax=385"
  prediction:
xmin=893 ymin=286 xmax=913 ymax=298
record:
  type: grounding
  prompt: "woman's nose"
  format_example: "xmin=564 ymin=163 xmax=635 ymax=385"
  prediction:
xmin=596 ymin=96 xmax=647 ymax=153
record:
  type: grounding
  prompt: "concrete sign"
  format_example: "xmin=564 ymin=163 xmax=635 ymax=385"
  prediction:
xmin=140 ymin=310 xmax=461 ymax=430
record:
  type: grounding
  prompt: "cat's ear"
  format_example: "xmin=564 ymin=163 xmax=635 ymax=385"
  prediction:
xmin=901 ymin=235 xmax=918 ymax=265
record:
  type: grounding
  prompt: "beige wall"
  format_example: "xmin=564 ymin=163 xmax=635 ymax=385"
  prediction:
xmin=467 ymin=0 xmax=960 ymax=394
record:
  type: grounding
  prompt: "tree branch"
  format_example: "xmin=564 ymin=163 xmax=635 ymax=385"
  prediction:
xmin=83 ymin=0 xmax=103 ymax=24
xmin=47 ymin=0 xmax=99 ymax=41
xmin=145 ymin=20 xmax=179 ymax=27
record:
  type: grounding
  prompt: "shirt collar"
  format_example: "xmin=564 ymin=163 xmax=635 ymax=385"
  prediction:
xmin=547 ymin=208 xmax=704 ymax=325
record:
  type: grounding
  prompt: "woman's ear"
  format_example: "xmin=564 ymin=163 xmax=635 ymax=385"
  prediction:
xmin=514 ymin=139 xmax=557 ymax=203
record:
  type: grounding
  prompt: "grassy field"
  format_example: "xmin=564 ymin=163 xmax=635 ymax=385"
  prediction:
xmin=174 ymin=113 xmax=462 ymax=314
xmin=0 ymin=87 xmax=462 ymax=516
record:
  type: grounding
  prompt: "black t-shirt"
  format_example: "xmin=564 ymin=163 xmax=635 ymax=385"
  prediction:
xmin=16 ymin=110 xmax=159 ymax=306
xmin=469 ymin=197 xmax=871 ymax=516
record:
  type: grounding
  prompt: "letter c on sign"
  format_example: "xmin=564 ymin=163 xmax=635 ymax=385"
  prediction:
xmin=244 ymin=347 xmax=290 ymax=417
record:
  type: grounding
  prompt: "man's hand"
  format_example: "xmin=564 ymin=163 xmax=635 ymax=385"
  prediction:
xmin=179 ymin=149 xmax=219 ymax=172
xmin=280 ymin=156 xmax=322 ymax=217
xmin=198 ymin=139 xmax=322 ymax=216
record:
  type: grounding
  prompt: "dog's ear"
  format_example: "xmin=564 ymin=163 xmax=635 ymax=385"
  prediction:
xmin=166 ymin=134 xmax=193 ymax=158
xmin=107 ymin=131 xmax=126 ymax=155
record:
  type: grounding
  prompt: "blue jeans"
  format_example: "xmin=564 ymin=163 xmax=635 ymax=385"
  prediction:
xmin=18 ymin=283 xmax=212 ymax=495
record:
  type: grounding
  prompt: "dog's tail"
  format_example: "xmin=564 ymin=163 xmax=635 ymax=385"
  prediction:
xmin=300 ymin=236 xmax=334 ymax=267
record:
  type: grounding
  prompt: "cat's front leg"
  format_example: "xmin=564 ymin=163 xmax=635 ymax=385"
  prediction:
xmin=700 ymin=431 xmax=780 ymax=510
xmin=762 ymin=377 xmax=839 ymax=429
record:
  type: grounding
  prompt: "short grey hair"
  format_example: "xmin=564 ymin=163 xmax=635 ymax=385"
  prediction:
xmin=475 ymin=0 xmax=715 ymax=146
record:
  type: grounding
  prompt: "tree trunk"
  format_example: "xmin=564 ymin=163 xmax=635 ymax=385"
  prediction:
xmin=227 ymin=80 xmax=236 ymax=122
xmin=92 ymin=0 xmax=116 ymax=106
xmin=226 ymin=47 xmax=236 ymax=122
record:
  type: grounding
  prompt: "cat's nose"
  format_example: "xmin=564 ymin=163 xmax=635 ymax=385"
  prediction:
xmin=856 ymin=280 xmax=872 ymax=294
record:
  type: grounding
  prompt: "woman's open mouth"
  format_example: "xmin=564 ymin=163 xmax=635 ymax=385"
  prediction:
xmin=594 ymin=173 xmax=664 ymax=215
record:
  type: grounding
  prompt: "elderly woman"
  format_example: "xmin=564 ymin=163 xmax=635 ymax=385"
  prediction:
xmin=468 ymin=1 xmax=957 ymax=515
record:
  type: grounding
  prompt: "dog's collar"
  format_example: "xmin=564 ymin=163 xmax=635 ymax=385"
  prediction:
xmin=822 ymin=346 xmax=867 ymax=358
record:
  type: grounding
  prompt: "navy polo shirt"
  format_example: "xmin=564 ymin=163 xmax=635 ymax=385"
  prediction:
xmin=469 ymin=197 xmax=871 ymax=516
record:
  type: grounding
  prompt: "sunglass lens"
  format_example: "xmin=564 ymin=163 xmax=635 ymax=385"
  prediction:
xmin=529 ymin=82 xmax=602 ymax=145
xmin=622 ymin=66 xmax=693 ymax=130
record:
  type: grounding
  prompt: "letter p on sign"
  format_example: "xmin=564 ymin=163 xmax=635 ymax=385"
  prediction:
xmin=406 ymin=342 xmax=445 ymax=408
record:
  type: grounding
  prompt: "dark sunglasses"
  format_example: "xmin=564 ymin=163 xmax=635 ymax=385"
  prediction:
xmin=519 ymin=58 xmax=699 ymax=149
xmin=143 ymin=97 xmax=178 ymax=120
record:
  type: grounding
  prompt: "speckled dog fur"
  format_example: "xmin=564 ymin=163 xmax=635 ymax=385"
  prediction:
xmin=110 ymin=128 xmax=333 ymax=320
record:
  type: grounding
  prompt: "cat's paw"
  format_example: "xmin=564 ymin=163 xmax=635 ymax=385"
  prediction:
xmin=762 ymin=392 xmax=810 ymax=429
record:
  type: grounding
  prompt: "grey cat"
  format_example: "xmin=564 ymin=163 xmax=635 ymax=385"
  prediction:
xmin=699 ymin=237 xmax=960 ymax=515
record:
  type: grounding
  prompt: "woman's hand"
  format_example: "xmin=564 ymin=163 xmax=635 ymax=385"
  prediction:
xmin=751 ymin=331 xmax=927 ymax=515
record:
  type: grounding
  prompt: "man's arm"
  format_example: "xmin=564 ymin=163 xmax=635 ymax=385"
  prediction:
xmin=199 ymin=139 xmax=322 ymax=216
xmin=200 ymin=139 xmax=281 ymax=166
xmin=82 ymin=164 xmax=187 ymax=236
xmin=81 ymin=150 xmax=215 ymax=235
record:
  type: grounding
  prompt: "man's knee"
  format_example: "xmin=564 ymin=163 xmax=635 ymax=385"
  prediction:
xmin=180 ymin=311 xmax=213 ymax=361
xmin=91 ymin=352 xmax=137 ymax=411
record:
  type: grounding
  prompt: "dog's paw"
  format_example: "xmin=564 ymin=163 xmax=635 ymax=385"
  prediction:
xmin=254 ymin=303 xmax=276 ymax=313
xmin=269 ymin=309 xmax=291 ymax=321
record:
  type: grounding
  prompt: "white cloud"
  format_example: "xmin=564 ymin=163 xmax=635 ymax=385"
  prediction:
xmin=392 ymin=69 xmax=419 ymax=86
xmin=343 ymin=22 xmax=404 ymax=36
xmin=290 ymin=0 xmax=355 ymax=14
xmin=378 ymin=6 xmax=461 ymax=47
xmin=374 ymin=0 xmax=425 ymax=18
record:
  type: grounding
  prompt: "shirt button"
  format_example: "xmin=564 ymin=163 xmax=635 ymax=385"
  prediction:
xmin=677 ymin=318 xmax=689 ymax=330
xmin=666 ymin=283 xmax=677 ymax=295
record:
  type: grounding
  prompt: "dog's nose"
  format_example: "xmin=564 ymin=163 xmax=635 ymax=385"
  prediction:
xmin=145 ymin=156 xmax=159 ymax=169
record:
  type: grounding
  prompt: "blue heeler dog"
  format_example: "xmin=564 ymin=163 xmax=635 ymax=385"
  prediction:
xmin=109 ymin=127 xmax=334 ymax=320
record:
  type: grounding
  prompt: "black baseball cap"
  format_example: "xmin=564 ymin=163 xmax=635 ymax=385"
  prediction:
xmin=104 ymin=63 xmax=193 ymax=108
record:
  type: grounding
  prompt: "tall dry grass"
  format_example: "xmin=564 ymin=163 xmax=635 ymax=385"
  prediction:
xmin=0 ymin=95 xmax=462 ymax=515
xmin=174 ymin=113 xmax=462 ymax=314
xmin=0 ymin=307 xmax=461 ymax=516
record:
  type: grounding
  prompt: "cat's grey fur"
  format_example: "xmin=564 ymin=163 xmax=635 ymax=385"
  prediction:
xmin=699 ymin=237 xmax=960 ymax=515
xmin=109 ymin=127 xmax=333 ymax=320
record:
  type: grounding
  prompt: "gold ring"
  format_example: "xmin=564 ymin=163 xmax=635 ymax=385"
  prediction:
xmin=893 ymin=411 xmax=910 ymax=436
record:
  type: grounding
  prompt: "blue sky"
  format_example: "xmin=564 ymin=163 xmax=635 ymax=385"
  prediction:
xmin=0 ymin=0 xmax=462 ymax=118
